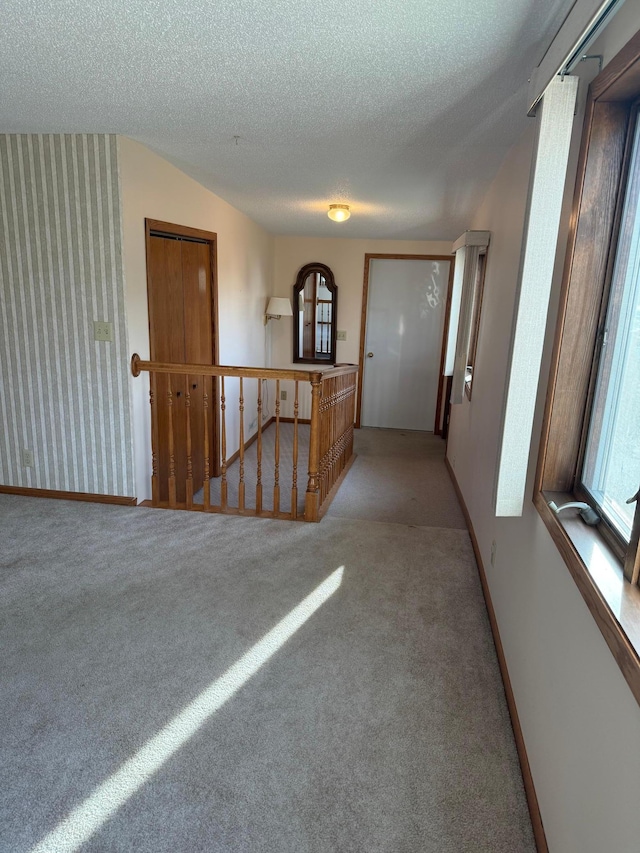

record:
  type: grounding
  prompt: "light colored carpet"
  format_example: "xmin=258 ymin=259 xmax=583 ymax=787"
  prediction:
xmin=196 ymin=425 xmax=466 ymax=528
xmin=326 ymin=428 xmax=467 ymax=528
xmin=0 ymin=430 xmax=535 ymax=852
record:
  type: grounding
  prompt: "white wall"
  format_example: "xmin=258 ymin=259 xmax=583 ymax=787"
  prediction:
xmin=118 ymin=137 xmax=273 ymax=500
xmin=270 ymin=236 xmax=451 ymax=417
xmin=446 ymin=6 xmax=640 ymax=851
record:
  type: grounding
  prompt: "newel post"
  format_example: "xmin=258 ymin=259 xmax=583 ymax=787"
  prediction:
xmin=305 ymin=371 xmax=323 ymax=522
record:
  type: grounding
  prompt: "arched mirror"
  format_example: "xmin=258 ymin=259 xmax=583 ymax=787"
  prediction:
xmin=293 ymin=262 xmax=338 ymax=364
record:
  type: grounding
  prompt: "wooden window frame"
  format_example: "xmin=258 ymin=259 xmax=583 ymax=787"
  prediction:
xmin=534 ymin=31 xmax=640 ymax=706
xmin=573 ymin=99 xmax=640 ymax=576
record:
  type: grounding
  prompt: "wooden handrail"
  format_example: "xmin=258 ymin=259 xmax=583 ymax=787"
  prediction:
xmin=315 ymin=364 xmax=359 ymax=379
xmin=131 ymin=354 xmax=357 ymax=382
xmin=133 ymin=354 xmax=332 ymax=382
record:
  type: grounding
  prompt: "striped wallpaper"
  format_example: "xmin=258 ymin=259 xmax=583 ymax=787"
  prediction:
xmin=0 ymin=134 xmax=135 ymax=497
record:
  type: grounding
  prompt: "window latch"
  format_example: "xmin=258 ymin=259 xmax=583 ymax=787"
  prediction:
xmin=548 ymin=500 xmax=600 ymax=526
xmin=598 ymin=328 xmax=609 ymax=351
xmin=626 ymin=489 xmax=640 ymax=505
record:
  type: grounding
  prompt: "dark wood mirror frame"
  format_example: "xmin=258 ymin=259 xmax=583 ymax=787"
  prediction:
xmin=293 ymin=262 xmax=338 ymax=365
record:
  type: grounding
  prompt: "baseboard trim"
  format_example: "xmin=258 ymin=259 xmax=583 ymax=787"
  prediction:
xmin=280 ymin=417 xmax=312 ymax=424
xmin=0 ymin=485 xmax=137 ymax=506
xmin=444 ymin=456 xmax=548 ymax=853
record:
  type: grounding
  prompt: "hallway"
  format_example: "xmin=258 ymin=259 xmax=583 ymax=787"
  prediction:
xmin=0 ymin=429 xmax=534 ymax=852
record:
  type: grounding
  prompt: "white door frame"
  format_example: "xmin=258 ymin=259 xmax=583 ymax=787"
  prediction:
xmin=356 ymin=253 xmax=455 ymax=433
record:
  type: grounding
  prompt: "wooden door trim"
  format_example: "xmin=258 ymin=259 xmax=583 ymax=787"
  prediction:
xmin=356 ymin=253 xmax=454 ymax=430
xmin=144 ymin=219 xmax=220 ymax=477
xmin=146 ymin=218 xmax=219 ymax=246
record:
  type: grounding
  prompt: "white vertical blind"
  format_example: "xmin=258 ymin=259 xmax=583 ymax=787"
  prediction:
xmin=444 ymin=230 xmax=490 ymax=393
xmin=451 ymin=245 xmax=481 ymax=404
xmin=495 ymin=75 xmax=579 ymax=516
xmin=444 ymin=246 xmax=466 ymax=376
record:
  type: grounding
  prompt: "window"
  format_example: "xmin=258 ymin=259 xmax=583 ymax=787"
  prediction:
xmin=446 ymin=231 xmax=490 ymax=405
xmin=578 ymin=110 xmax=640 ymax=569
xmin=535 ymin=30 xmax=640 ymax=706
xmin=465 ymin=250 xmax=487 ymax=399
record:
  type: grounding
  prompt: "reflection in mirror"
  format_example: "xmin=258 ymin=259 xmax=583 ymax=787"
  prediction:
xmin=293 ymin=262 xmax=337 ymax=364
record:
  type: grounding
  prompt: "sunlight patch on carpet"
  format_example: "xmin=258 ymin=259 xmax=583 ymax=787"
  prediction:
xmin=30 ymin=566 xmax=344 ymax=853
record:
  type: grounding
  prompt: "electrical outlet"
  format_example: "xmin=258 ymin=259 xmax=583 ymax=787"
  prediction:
xmin=491 ymin=540 xmax=497 ymax=566
xmin=336 ymin=330 xmax=347 ymax=341
xmin=94 ymin=321 xmax=113 ymax=342
xmin=22 ymin=449 xmax=34 ymax=467
xmin=280 ymin=390 xmax=287 ymax=401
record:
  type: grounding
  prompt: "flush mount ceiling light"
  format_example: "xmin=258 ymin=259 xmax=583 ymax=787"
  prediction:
xmin=327 ymin=204 xmax=350 ymax=222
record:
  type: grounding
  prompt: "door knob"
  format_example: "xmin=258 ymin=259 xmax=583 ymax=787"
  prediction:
xmin=367 ymin=352 xmax=374 ymax=358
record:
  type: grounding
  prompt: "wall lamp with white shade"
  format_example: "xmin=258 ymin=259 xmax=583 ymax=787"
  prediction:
xmin=264 ymin=297 xmax=293 ymax=325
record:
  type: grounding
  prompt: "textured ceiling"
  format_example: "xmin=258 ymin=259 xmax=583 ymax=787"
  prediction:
xmin=1 ymin=0 xmax=575 ymax=239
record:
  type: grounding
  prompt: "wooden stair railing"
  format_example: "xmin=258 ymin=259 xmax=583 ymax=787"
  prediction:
xmin=131 ymin=355 xmax=357 ymax=522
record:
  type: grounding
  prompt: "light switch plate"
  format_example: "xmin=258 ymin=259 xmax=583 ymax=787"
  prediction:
xmin=336 ymin=330 xmax=347 ymax=341
xmin=94 ymin=321 xmax=114 ymax=342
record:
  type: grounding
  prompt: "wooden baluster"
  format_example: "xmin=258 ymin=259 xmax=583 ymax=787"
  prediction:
xmin=332 ymin=380 xmax=337 ymax=491
xmin=319 ymin=378 xmax=325 ymax=504
xmin=341 ymin=378 xmax=347 ymax=476
xmin=305 ymin=372 xmax=322 ymax=522
xmin=185 ymin=381 xmax=193 ymax=509
xmin=324 ymin=381 xmax=329 ymax=501
xmin=238 ymin=377 xmax=245 ymax=511
xmin=150 ymin=373 xmax=160 ymax=506
xmin=203 ymin=380 xmax=211 ymax=510
xmin=333 ymin=378 xmax=338 ymax=489
xmin=348 ymin=376 xmax=355 ymax=457
xmin=221 ymin=376 xmax=228 ymax=510
xmin=328 ymin=379 xmax=332 ymax=495
xmin=256 ymin=379 xmax=263 ymax=513
xmin=291 ymin=380 xmax=299 ymax=519
xmin=167 ymin=375 xmax=177 ymax=507
xmin=323 ymin=378 xmax=329 ymax=502
xmin=273 ymin=379 xmax=281 ymax=514
xmin=325 ymin=389 xmax=329 ymax=501
xmin=331 ymin=380 xmax=336 ymax=487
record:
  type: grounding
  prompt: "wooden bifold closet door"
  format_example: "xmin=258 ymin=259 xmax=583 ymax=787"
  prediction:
xmin=147 ymin=230 xmax=215 ymax=504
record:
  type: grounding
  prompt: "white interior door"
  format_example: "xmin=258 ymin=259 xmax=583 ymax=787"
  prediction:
xmin=361 ymin=258 xmax=450 ymax=430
